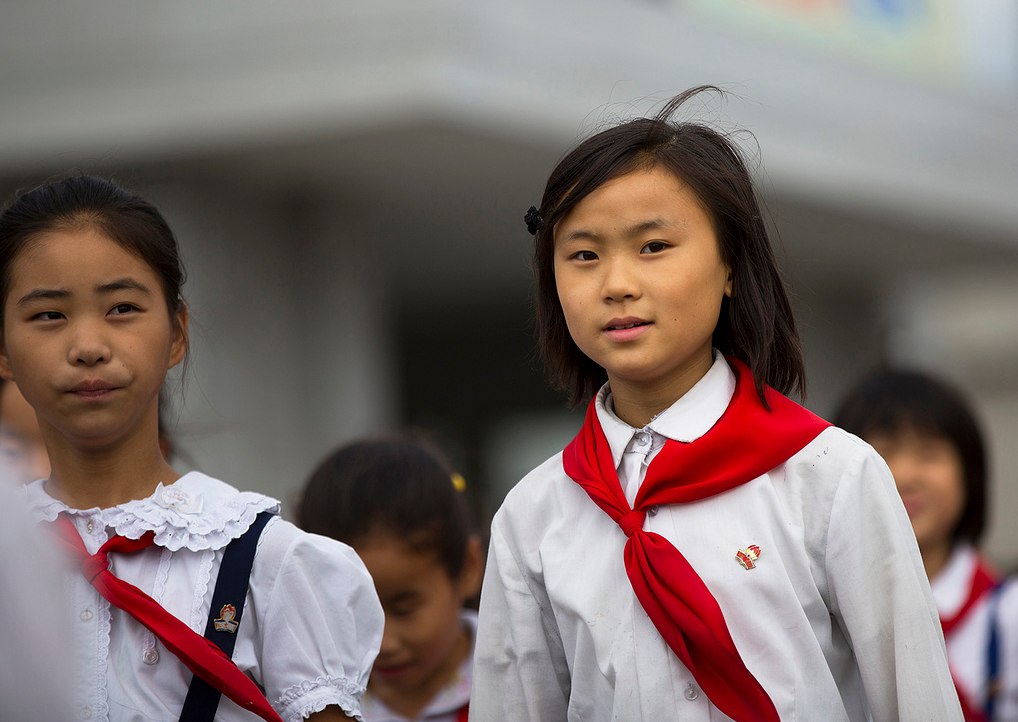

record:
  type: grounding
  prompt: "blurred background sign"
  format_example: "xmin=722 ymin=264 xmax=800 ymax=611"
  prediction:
xmin=689 ymin=0 xmax=961 ymax=78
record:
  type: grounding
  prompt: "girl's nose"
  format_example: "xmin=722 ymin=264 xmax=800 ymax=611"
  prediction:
xmin=602 ymin=258 xmax=641 ymax=302
xmin=376 ymin=620 xmax=401 ymax=658
xmin=886 ymin=453 xmax=921 ymax=492
xmin=67 ymin=321 xmax=111 ymax=366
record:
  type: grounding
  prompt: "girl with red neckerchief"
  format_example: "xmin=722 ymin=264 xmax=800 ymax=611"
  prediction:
xmin=0 ymin=175 xmax=384 ymax=722
xmin=836 ymin=370 xmax=1018 ymax=721
xmin=471 ymin=86 xmax=962 ymax=721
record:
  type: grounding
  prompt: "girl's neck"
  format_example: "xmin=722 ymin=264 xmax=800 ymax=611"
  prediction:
xmin=921 ymin=541 xmax=954 ymax=582
xmin=39 ymin=420 xmax=179 ymax=510
xmin=608 ymin=352 xmax=714 ymax=428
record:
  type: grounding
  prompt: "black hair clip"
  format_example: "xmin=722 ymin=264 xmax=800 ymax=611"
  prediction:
xmin=524 ymin=206 xmax=544 ymax=236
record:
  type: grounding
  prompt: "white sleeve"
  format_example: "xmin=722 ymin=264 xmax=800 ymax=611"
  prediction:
xmin=994 ymin=578 xmax=1018 ymax=720
xmin=471 ymin=511 xmax=571 ymax=721
xmin=248 ymin=519 xmax=383 ymax=722
xmin=825 ymin=443 xmax=963 ymax=721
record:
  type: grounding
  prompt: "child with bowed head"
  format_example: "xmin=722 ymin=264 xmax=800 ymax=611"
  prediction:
xmin=835 ymin=369 xmax=1018 ymax=721
xmin=0 ymin=175 xmax=383 ymax=721
xmin=471 ymin=86 xmax=961 ymax=721
xmin=298 ymin=437 xmax=483 ymax=722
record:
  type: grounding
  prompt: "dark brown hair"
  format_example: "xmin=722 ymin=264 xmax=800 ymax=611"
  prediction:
xmin=834 ymin=369 xmax=988 ymax=545
xmin=298 ymin=437 xmax=475 ymax=580
xmin=0 ymin=174 xmax=186 ymax=331
xmin=532 ymin=86 xmax=804 ymax=406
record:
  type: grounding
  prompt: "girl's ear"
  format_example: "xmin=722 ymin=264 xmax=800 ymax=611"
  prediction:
xmin=0 ymin=335 xmax=14 ymax=382
xmin=457 ymin=535 xmax=485 ymax=601
xmin=724 ymin=266 xmax=734 ymax=297
xmin=168 ymin=303 xmax=189 ymax=369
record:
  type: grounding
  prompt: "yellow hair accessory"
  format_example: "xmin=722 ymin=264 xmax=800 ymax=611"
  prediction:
xmin=451 ymin=472 xmax=467 ymax=493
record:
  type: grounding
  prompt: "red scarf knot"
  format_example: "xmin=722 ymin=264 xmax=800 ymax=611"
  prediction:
xmin=619 ymin=509 xmax=646 ymax=537
xmin=562 ymin=356 xmax=831 ymax=722
xmin=82 ymin=551 xmax=109 ymax=582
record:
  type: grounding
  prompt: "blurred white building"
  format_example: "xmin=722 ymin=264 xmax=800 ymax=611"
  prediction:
xmin=2 ymin=0 xmax=1017 ymax=565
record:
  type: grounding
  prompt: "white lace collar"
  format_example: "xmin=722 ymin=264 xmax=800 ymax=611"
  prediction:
xmin=22 ymin=471 xmax=280 ymax=552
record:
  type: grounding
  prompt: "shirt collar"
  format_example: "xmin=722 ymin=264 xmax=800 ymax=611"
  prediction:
xmin=594 ymin=353 xmax=737 ymax=469
xmin=22 ymin=472 xmax=280 ymax=552
xmin=930 ymin=543 xmax=977 ymax=615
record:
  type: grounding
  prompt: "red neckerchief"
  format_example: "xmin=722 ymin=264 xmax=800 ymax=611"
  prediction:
xmin=456 ymin=703 xmax=469 ymax=722
xmin=562 ymin=356 xmax=830 ymax=722
xmin=51 ymin=515 xmax=283 ymax=722
xmin=940 ymin=555 xmax=998 ymax=638
xmin=940 ymin=554 xmax=999 ymax=722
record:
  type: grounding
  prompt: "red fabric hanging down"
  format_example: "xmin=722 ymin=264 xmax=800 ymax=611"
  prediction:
xmin=941 ymin=557 xmax=998 ymax=722
xmin=51 ymin=514 xmax=284 ymax=722
xmin=562 ymin=357 xmax=830 ymax=722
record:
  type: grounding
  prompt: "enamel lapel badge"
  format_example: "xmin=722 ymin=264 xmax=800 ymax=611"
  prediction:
xmin=736 ymin=545 xmax=762 ymax=570
xmin=213 ymin=603 xmax=239 ymax=633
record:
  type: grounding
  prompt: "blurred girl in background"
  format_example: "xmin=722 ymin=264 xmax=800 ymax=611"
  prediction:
xmin=836 ymin=369 xmax=1018 ymax=721
xmin=299 ymin=437 xmax=483 ymax=722
xmin=0 ymin=378 xmax=50 ymax=484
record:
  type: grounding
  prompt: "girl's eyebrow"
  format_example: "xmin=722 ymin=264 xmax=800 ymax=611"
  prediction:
xmin=16 ymin=288 xmax=68 ymax=306
xmin=97 ymin=278 xmax=152 ymax=296
xmin=15 ymin=278 xmax=152 ymax=307
xmin=562 ymin=218 xmax=677 ymax=243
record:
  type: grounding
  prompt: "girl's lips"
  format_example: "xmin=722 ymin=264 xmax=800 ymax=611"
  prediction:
xmin=67 ymin=381 xmax=120 ymax=401
xmin=372 ymin=662 xmax=414 ymax=679
xmin=899 ymin=496 xmax=923 ymax=517
xmin=603 ymin=321 xmax=652 ymax=342
xmin=71 ymin=388 xmax=115 ymax=400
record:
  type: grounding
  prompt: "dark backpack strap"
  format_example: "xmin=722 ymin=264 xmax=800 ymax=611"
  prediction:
xmin=985 ymin=580 xmax=1007 ymax=721
xmin=179 ymin=511 xmax=275 ymax=722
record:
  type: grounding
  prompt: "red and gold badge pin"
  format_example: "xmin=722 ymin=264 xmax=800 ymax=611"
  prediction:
xmin=736 ymin=545 xmax=762 ymax=570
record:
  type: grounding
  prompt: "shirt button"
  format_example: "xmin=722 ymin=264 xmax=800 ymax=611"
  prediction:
xmin=684 ymin=683 xmax=699 ymax=701
xmin=85 ymin=519 xmax=96 ymax=534
xmin=79 ymin=706 xmax=93 ymax=719
xmin=80 ymin=608 xmax=93 ymax=622
xmin=647 ymin=505 xmax=659 ymax=517
xmin=142 ymin=648 xmax=160 ymax=665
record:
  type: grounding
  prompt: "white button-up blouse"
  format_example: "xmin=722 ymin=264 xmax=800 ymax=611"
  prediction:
xmin=23 ymin=472 xmax=384 ymax=722
xmin=472 ymin=356 xmax=961 ymax=721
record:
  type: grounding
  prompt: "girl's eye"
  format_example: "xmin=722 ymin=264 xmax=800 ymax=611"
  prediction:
xmin=388 ymin=603 xmax=420 ymax=619
xmin=571 ymin=250 xmax=598 ymax=262
xmin=641 ymin=241 xmax=669 ymax=254
xmin=108 ymin=303 xmax=137 ymax=316
xmin=31 ymin=311 xmax=64 ymax=322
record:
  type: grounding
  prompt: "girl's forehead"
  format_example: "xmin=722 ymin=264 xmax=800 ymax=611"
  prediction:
xmin=867 ymin=423 xmax=952 ymax=447
xmin=553 ymin=168 xmax=706 ymax=241
xmin=13 ymin=227 xmax=149 ymax=279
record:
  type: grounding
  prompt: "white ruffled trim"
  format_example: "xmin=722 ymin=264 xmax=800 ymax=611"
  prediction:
xmin=190 ymin=548 xmax=216 ymax=631
xmin=95 ymin=589 xmax=112 ymax=720
xmin=275 ymin=674 xmax=366 ymax=722
xmin=22 ymin=473 xmax=281 ymax=552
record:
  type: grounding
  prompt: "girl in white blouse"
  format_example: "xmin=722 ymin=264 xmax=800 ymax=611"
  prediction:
xmin=471 ymin=86 xmax=962 ymax=721
xmin=0 ymin=174 xmax=384 ymax=722
xmin=836 ymin=369 xmax=1018 ymax=721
